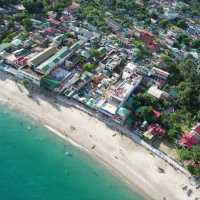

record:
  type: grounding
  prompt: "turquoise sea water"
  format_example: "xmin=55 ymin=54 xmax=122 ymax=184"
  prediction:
xmin=0 ymin=106 xmax=144 ymax=200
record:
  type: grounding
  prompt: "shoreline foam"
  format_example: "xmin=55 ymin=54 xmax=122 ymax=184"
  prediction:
xmin=45 ymin=125 xmax=89 ymax=153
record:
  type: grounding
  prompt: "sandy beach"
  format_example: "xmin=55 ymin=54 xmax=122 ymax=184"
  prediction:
xmin=0 ymin=73 xmax=199 ymax=200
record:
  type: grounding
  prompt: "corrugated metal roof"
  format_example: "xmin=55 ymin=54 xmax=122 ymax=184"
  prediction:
xmin=36 ymin=47 xmax=70 ymax=74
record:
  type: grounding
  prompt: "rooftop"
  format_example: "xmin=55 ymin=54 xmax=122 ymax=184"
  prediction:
xmin=36 ymin=47 xmax=70 ymax=74
xmin=179 ymin=133 xmax=198 ymax=149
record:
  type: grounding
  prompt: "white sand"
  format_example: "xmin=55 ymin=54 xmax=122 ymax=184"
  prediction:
xmin=0 ymin=74 xmax=199 ymax=200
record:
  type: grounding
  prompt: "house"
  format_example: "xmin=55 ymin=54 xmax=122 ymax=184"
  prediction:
xmin=15 ymin=56 xmax=28 ymax=66
xmin=0 ymin=43 xmax=11 ymax=53
xmin=115 ymin=106 xmax=131 ymax=125
xmin=48 ymin=18 xmax=61 ymax=26
xmin=0 ymin=24 xmax=8 ymax=34
xmin=187 ymin=25 xmax=200 ymax=38
xmin=105 ymin=54 xmax=121 ymax=71
xmin=179 ymin=133 xmax=198 ymax=149
xmin=140 ymin=30 xmax=154 ymax=44
xmin=153 ymin=109 xmax=161 ymax=118
xmin=147 ymin=123 xmax=166 ymax=137
xmin=163 ymin=10 xmax=179 ymax=20
xmin=150 ymin=67 xmax=170 ymax=80
xmin=148 ymin=85 xmax=169 ymax=99
xmin=30 ymin=19 xmax=44 ymax=29
xmin=106 ymin=19 xmax=121 ymax=33
xmin=44 ymin=27 xmax=56 ymax=35
xmin=99 ymin=98 xmax=119 ymax=118
xmin=148 ymin=41 xmax=159 ymax=53
xmin=47 ymin=11 xmax=57 ymax=19
xmin=144 ymin=123 xmax=165 ymax=140
xmin=0 ymin=7 xmax=8 ymax=15
xmin=11 ymin=38 xmax=22 ymax=47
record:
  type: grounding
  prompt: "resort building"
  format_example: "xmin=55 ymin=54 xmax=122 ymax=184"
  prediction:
xmin=17 ymin=66 xmax=42 ymax=86
xmin=100 ymin=76 xmax=142 ymax=121
xmin=35 ymin=47 xmax=71 ymax=75
xmin=27 ymin=46 xmax=57 ymax=68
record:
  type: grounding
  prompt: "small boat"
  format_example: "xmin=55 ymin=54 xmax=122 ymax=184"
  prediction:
xmin=65 ymin=151 xmax=73 ymax=157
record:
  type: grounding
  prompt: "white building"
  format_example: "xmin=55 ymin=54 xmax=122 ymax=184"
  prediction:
xmin=122 ymin=63 xmax=137 ymax=79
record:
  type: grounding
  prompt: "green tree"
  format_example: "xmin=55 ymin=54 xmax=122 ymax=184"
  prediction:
xmin=22 ymin=18 xmax=32 ymax=31
xmin=176 ymin=19 xmax=188 ymax=30
xmin=194 ymin=167 xmax=200 ymax=177
xmin=159 ymin=19 xmax=169 ymax=28
xmin=177 ymin=148 xmax=192 ymax=161
xmin=187 ymin=165 xmax=195 ymax=174
xmin=90 ymin=48 xmax=101 ymax=59
xmin=14 ymin=12 xmax=28 ymax=22
xmin=177 ymin=33 xmax=191 ymax=46
xmin=23 ymin=0 xmax=44 ymax=14
xmin=191 ymin=146 xmax=200 ymax=163
xmin=19 ymin=31 xmax=29 ymax=40
xmin=83 ymin=63 xmax=94 ymax=72
xmin=167 ymin=125 xmax=182 ymax=142
xmin=191 ymin=39 xmax=200 ymax=49
xmin=136 ymin=106 xmax=156 ymax=123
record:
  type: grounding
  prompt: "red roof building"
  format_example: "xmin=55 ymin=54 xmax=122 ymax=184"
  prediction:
xmin=45 ymin=27 xmax=56 ymax=34
xmin=15 ymin=56 xmax=28 ymax=66
xmin=147 ymin=124 xmax=166 ymax=137
xmin=179 ymin=133 xmax=198 ymax=149
xmin=48 ymin=18 xmax=61 ymax=26
xmin=140 ymin=31 xmax=154 ymax=44
xmin=147 ymin=41 xmax=159 ymax=53
xmin=140 ymin=30 xmax=159 ymax=53
xmin=152 ymin=109 xmax=161 ymax=118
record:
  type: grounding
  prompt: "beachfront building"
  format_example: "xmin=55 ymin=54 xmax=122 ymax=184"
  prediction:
xmin=17 ymin=66 xmax=42 ymax=86
xmin=143 ymin=123 xmax=166 ymax=141
xmin=15 ymin=34 xmax=85 ymax=87
xmin=100 ymin=76 xmax=142 ymax=124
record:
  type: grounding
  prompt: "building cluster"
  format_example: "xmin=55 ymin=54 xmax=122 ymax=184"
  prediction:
xmin=0 ymin=0 xmax=200 ymax=148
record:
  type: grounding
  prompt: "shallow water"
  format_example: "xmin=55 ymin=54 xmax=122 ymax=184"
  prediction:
xmin=0 ymin=106 xmax=144 ymax=200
